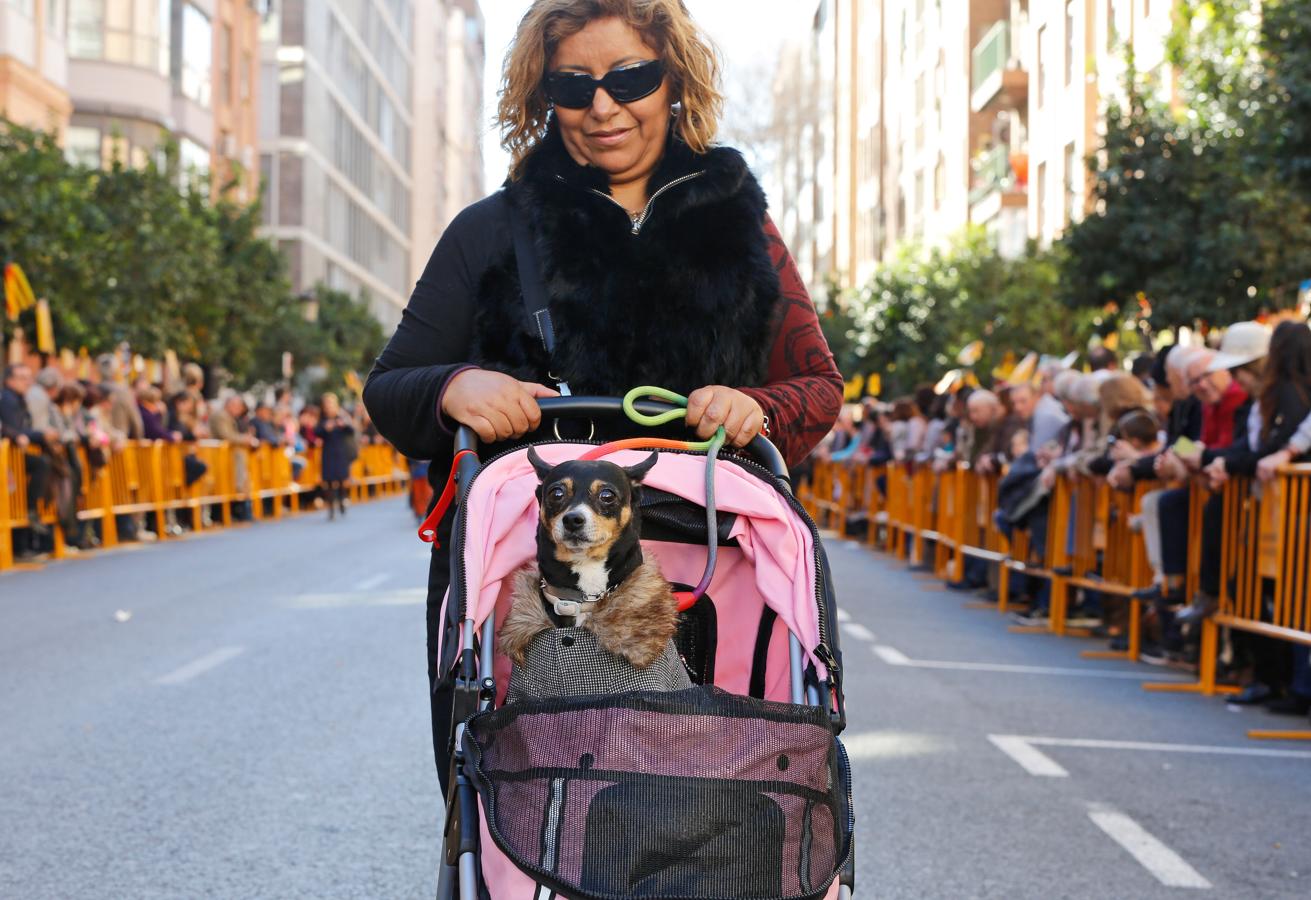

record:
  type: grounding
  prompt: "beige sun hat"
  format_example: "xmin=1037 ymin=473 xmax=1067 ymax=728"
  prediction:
xmin=1206 ymin=321 xmax=1272 ymax=372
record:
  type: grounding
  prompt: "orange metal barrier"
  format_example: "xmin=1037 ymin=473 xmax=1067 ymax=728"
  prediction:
xmin=869 ymin=458 xmax=1310 ymax=727
xmin=1 ymin=439 xmax=410 ymax=571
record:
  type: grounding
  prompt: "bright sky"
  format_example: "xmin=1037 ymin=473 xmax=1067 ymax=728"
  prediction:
xmin=478 ymin=0 xmax=810 ymax=193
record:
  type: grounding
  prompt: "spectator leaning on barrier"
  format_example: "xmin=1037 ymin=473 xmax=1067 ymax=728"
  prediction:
xmin=1031 ymin=367 xmax=1071 ymax=450
xmin=46 ymin=382 xmax=90 ymax=550
xmin=25 ymin=366 xmax=62 ymax=432
xmin=96 ymin=355 xmax=144 ymax=441
xmin=1 ymin=364 xmax=55 ymax=559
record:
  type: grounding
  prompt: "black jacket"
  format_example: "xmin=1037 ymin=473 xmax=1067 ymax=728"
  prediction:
xmin=0 ymin=388 xmax=42 ymax=445
xmin=364 ymin=122 xmax=783 ymax=475
xmin=1212 ymin=384 xmax=1311 ymax=476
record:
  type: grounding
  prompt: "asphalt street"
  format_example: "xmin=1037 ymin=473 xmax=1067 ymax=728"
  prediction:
xmin=2 ymin=498 xmax=1309 ymax=898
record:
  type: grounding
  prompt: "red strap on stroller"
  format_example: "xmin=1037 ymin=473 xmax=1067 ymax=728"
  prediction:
xmin=417 ymin=449 xmax=477 ymax=546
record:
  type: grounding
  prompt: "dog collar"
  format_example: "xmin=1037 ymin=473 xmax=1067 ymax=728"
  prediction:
xmin=540 ymin=580 xmax=613 ymax=619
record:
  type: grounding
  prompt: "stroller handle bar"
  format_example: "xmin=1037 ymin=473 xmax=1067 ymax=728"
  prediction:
xmin=452 ymin=395 xmax=790 ymax=481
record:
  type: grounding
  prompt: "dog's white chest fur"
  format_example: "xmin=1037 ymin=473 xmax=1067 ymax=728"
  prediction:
xmin=569 ymin=559 xmax=610 ymax=625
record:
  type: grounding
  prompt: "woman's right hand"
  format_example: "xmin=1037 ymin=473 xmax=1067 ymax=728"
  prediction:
xmin=441 ymin=368 xmax=558 ymax=444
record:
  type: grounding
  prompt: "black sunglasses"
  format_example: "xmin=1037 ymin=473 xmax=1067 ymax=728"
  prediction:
xmin=544 ymin=59 xmax=665 ymax=109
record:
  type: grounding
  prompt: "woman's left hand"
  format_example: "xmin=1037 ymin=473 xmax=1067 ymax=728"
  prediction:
xmin=686 ymin=385 xmax=765 ymax=448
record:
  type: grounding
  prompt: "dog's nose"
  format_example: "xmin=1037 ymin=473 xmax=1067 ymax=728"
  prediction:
xmin=562 ymin=511 xmax=586 ymax=533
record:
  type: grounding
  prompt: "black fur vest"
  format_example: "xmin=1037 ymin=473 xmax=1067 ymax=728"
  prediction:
xmin=470 ymin=123 xmax=781 ymax=397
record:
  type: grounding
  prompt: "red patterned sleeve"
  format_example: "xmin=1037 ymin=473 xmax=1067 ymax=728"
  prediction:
xmin=738 ymin=217 xmax=845 ymax=470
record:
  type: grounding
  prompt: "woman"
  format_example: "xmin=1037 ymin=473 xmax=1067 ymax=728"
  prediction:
xmin=364 ymin=0 xmax=843 ymax=785
xmin=315 ymin=392 xmax=356 ymax=520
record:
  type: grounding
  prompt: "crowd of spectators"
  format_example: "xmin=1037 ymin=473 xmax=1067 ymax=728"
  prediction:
xmin=813 ymin=317 xmax=1311 ymax=717
xmin=1 ymin=357 xmax=381 ymax=562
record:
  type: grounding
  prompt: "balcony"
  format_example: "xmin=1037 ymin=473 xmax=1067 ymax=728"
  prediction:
xmin=969 ymin=145 xmax=1027 ymax=224
xmin=971 ymin=21 xmax=1028 ymax=113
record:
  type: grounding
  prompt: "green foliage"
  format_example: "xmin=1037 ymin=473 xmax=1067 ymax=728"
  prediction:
xmin=831 ymin=229 xmax=1097 ymax=396
xmin=256 ymin=284 xmax=386 ymax=394
xmin=0 ymin=119 xmax=381 ymax=388
xmin=1062 ymin=0 xmax=1311 ymax=327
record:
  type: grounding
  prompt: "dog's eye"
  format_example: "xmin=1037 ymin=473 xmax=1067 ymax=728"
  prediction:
xmin=598 ymin=488 xmax=617 ymax=504
xmin=549 ymin=485 xmax=567 ymax=501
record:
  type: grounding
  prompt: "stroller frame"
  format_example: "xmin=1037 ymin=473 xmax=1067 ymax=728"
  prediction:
xmin=435 ymin=397 xmax=854 ymax=900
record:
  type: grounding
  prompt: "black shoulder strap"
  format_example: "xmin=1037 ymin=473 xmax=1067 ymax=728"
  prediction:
xmin=508 ymin=197 xmax=556 ymax=356
xmin=507 ymin=194 xmax=569 ymax=395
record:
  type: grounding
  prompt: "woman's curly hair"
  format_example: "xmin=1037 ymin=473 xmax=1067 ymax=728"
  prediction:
xmin=497 ymin=0 xmax=723 ymax=180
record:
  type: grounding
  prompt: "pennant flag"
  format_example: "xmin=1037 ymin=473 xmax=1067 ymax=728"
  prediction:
xmin=132 ymin=353 xmax=145 ymax=375
xmin=77 ymin=347 xmax=91 ymax=380
xmin=866 ymin=373 xmax=881 ymax=398
xmin=957 ymin=340 xmax=984 ymax=366
xmin=34 ymin=299 xmax=55 ymax=353
xmin=991 ymin=351 xmax=1017 ymax=383
xmin=344 ymin=370 xmax=364 ymax=395
xmin=4 ymin=263 xmax=37 ymax=322
xmin=934 ymin=369 xmax=962 ymax=395
xmin=147 ymin=359 xmax=163 ymax=384
xmin=1010 ymin=352 xmax=1039 ymax=386
xmin=60 ymin=348 xmax=76 ymax=372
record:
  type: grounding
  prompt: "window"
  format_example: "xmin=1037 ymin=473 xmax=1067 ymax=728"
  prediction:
xmin=1064 ymin=142 xmax=1079 ymax=224
xmin=1036 ymin=162 xmax=1047 ymax=236
xmin=67 ymin=0 xmax=170 ymax=76
xmin=240 ymin=51 xmax=252 ymax=101
xmin=179 ymin=136 xmax=210 ymax=191
xmin=45 ymin=0 xmax=64 ymax=36
xmin=177 ymin=2 xmax=213 ymax=107
xmin=64 ymin=125 xmax=100 ymax=167
xmin=1036 ymin=24 xmax=1046 ymax=107
xmin=218 ymin=23 xmax=232 ymax=106
xmin=1065 ymin=2 xmax=1076 ymax=86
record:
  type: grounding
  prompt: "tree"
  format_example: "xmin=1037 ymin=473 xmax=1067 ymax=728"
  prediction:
xmin=255 ymin=284 xmax=385 ymax=396
xmin=0 ymin=119 xmax=338 ymax=386
xmin=1061 ymin=1 xmax=1311 ymax=328
xmin=833 ymin=229 xmax=1097 ymax=396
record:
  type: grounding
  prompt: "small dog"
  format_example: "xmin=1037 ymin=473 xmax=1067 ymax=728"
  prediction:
xmin=499 ymin=447 xmax=682 ymax=672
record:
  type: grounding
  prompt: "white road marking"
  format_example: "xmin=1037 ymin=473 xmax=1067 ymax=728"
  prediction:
xmin=155 ymin=646 xmax=245 ymax=685
xmin=987 ymin=735 xmax=1069 ymax=777
xmin=835 ymin=608 xmax=851 ymax=623
xmin=1088 ymin=804 xmax=1212 ymax=889
xmin=352 ymin=573 xmax=392 ymax=591
xmin=843 ymin=730 xmax=951 ymax=761
xmin=841 ymin=622 xmax=876 ymax=642
xmin=290 ymin=588 xmax=426 ymax=609
xmin=870 ymin=645 xmax=1183 ymax=680
xmin=873 ymin=645 xmax=911 ymax=665
xmin=1000 ymin=735 xmax=1311 ymax=761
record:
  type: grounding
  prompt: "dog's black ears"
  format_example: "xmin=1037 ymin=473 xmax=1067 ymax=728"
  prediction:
xmin=623 ymin=451 xmax=659 ymax=485
xmin=526 ymin=446 xmax=553 ymax=481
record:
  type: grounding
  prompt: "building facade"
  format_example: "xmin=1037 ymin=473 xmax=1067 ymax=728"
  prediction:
xmin=260 ymin=0 xmax=485 ymax=329
xmin=411 ymin=0 xmax=484 ymax=288
xmin=0 ymin=0 xmax=73 ymax=134
xmin=57 ymin=0 xmax=260 ymax=200
xmin=775 ymin=0 xmax=1178 ymax=289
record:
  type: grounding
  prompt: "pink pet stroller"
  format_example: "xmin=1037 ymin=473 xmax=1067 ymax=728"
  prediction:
xmin=434 ymin=396 xmax=854 ymax=900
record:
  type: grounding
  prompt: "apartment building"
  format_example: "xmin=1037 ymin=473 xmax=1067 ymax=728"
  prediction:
xmin=261 ymin=0 xmax=485 ymax=329
xmin=0 ymin=0 xmax=72 ymax=134
xmin=775 ymin=0 xmax=1178 ymax=288
xmin=56 ymin=0 xmax=260 ymax=201
xmin=411 ymin=0 xmax=485 ymax=288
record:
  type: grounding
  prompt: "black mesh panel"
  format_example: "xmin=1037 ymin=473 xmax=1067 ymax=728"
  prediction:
xmin=464 ymin=687 xmax=850 ymax=900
